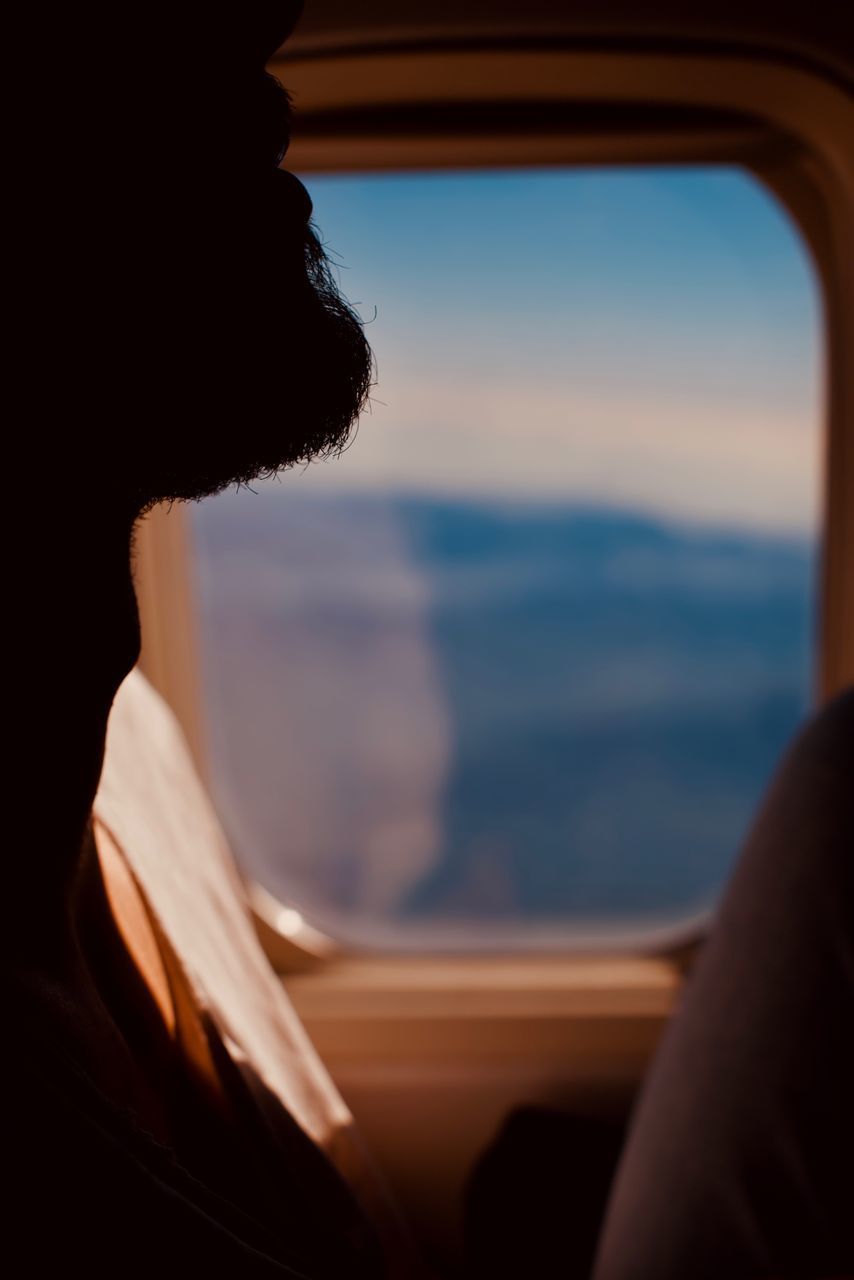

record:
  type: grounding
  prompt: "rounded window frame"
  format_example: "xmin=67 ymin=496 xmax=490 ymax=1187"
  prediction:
xmin=133 ymin=39 xmax=854 ymax=969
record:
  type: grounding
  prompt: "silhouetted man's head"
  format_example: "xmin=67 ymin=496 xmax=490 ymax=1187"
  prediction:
xmin=45 ymin=7 xmax=371 ymax=517
xmin=121 ymin=162 xmax=373 ymax=513
xmin=95 ymin=78 xmax=371 ymax=514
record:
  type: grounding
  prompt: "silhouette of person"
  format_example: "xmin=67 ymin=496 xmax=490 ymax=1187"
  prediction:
xmin=10 ymin=3 xmax=385 ymax=1274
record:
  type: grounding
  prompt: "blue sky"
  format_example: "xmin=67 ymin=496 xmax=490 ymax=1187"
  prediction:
xmin=280 ymin=166 xmax=821 ymax=534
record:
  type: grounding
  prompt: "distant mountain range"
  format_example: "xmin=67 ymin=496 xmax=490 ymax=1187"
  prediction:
xmin=193 ymin=491 xmax=816 ymax=940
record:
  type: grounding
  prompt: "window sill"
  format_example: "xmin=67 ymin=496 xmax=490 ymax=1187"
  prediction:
xmin=284 ymin=954 xmax=679 ymax=1066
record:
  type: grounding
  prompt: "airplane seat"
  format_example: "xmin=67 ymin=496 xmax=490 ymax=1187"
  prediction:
xmin=93 ymin=667 xmax=417 ymax=1275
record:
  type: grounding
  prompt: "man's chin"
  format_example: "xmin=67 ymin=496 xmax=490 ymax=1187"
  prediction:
xmin=129 ymin=268 xmax=373 ymax=512
xmin=133 ymin=408 xmax=359 ymax=511
xmin=134 ymin=437 xmax=338 ymax=510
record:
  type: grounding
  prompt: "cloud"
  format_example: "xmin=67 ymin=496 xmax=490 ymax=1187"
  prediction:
xmin=295 ymin=373 xmax=822 ymax=535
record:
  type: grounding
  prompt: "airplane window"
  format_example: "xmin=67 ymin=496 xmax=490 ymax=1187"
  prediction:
xmin=190 ymin=167 xmax=821 ymax=949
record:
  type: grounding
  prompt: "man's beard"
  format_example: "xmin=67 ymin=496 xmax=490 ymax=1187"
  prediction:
xmin=123 ymin=217 xmax=374 ymax=513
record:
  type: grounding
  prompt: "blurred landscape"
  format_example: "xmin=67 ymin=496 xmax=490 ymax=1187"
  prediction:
xmin=193 ymin=489 xmax=815 ymax=940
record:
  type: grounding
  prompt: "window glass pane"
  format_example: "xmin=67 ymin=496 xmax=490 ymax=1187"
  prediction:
xmin=191 ymin=167 xmax=821 ymax=949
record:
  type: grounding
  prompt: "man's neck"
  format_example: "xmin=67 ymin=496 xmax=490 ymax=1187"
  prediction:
xmin=14 ymin=501 xmax=141 ymax=957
